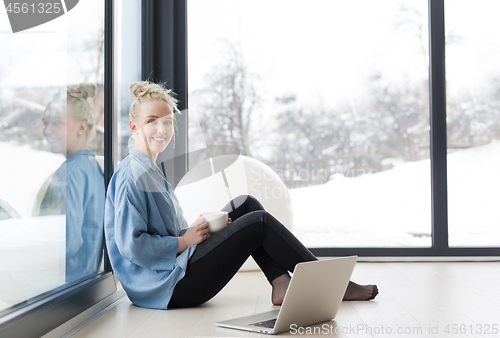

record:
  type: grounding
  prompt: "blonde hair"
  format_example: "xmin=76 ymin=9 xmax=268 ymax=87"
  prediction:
xmin=67 ymin=83 xmax=98 ymax=143
xmin=129 ymin=81 xmax=179 ymax=121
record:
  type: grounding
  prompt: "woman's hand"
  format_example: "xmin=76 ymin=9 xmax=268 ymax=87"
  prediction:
xmin=183 ymin=223 xmax=211 ymax=245
xmin=177 ymin=215 xmax=211 ymax=253
xmin=227 ymin=218 xmax=232 ymax=225
xmin=190 ymin=214 xmax=206 ymax=227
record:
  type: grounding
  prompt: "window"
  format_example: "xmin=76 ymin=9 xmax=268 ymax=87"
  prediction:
xmin=187 ymin=0 xmax=431 ymax=247
xmin=187 ymin=0 xmax=499 ymax=255
xmin=114 ymin=0 xmax=142 ymax=165
xmin=445 ymin=0 xmax=500 ymax=247
xmin=0 ymin=0 xmax=105 ymax=316
xmin=0 ymin=1 xmax=116 ymax=336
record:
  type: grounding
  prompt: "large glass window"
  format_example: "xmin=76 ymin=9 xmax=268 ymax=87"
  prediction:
xmin=187 ymin=0 xmax=431 ymax=247
xmin=0 ymin=1 xmax=105 ymax=315
xmin=445 ymin=0 xmax=500 ymax=247
xmin=114 ymin=0 xmax=142 ymax=165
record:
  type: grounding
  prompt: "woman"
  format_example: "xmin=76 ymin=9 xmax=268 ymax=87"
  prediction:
xmin=41 ymin=83 xmax=105 ymax=283
xmin=104 ymin=81 xmax=378 ymax=309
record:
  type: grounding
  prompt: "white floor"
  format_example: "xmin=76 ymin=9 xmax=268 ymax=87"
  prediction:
xmin=67 ymin=262 xmax=500 ymax=338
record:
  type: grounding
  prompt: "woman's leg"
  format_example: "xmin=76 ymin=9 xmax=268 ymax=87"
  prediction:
xmin=222 ymin=195 xmax=308 ymax=285
xmin=169 ymin=196 xmax=316 ymax=308
xmin=220 ymin=194 xmax=264 ymax=220
xmin=224 ymin=196 xmax=378 ymax=302
xmin=169 ymin=195 xmax=378 ymax=308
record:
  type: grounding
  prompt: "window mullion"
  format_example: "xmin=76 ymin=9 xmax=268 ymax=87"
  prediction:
xmin=428 ymin=0 xmax=449 ymax=251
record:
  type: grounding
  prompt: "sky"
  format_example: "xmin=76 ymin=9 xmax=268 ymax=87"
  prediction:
xmin=187 ymin=0 xmax=500 ymax=108
xmin=188 ymin=0 xmax=427 ymax=109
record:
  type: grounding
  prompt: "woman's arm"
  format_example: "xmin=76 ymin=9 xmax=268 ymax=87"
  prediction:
xmin=113 ymin=178 xmax=181 ymax=270
xmin=65 ymin=170 xmax=86 ymax=257
xmin=177 ymin=236 xmax=188 ymax=253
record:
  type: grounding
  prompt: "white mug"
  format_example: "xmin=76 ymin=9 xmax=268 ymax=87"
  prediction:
xmin=202 ymin=211 xmax=229 ymax=233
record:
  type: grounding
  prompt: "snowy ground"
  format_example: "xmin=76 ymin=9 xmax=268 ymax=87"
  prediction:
xmin=0 ymin=216 xmax=65 ymax=311
xmin=291 ymin=140 xmax=500 ymax=247
xmin=0 ymin=142 xmax=67 ymax=311
xmin=0 ymin=141 xmax=65 ymax=218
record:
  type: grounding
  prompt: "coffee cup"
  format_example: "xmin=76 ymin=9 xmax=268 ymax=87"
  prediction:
xmin=202 ymin=211 xmax=229 ymax=233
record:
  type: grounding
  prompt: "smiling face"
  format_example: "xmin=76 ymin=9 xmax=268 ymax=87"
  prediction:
xmin=42 ymin=103 xmax=88 ymax=157
xmin=130 ymin=100 xmax=174 ymax=162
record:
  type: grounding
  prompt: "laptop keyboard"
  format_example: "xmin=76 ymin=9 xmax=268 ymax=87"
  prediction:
xmin=249 ymin=318 xmax=277 ymax=329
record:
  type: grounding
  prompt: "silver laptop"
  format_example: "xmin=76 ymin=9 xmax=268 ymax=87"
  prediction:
xmin=216 ymin=256 xmax=358 ymax=335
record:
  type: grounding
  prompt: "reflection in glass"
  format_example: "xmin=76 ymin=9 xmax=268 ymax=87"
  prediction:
xmin=0 ymin=0 xmax=105 ymax=314
xmin=40 ymin=84 xmax=105 ymax=282
xmin=0 ymin=36 xmax=68 ymax=313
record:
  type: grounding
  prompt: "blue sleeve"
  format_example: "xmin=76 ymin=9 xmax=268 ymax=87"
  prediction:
xmin=114 ymin=176 xmax=179 ymax=271
xmin=66 ymin=169 xmax=85 ymax=257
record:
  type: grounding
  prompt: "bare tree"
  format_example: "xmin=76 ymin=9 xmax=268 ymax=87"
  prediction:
xmin=192 ymin=42 xmax=261 ymax=157
xmin=447 ymin=75 xmax=500 ymax=148
xmin=393 ymin=4 xmax=429 ymax=75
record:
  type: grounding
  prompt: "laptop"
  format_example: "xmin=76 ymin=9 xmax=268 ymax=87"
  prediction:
xmin=216 ymin=256 xmax=358 ymax=335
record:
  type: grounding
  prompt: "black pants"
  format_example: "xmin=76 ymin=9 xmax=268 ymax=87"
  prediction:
xmin=168 ymin=195 xmax=317 ymax=308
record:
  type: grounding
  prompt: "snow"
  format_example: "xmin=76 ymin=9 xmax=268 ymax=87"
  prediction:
xmin=291 ymin=140 xmax=500 ymax=247
xmin=0 ymin=141 xmax=65 ymax=218
xmin=0 ymin=215 xmax=65 ymax=310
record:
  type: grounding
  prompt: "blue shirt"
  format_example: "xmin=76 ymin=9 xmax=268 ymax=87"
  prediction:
xmin=40 ymin=149 xmax=105 ymax=283
xmin=105 ymin=149 xmax=196 ymax=309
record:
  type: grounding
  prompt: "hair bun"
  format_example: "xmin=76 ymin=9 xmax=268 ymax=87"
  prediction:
xmin=129 ymin=81 xmax=163 ymax=100
xmin=128 ymin=80 xmax=179 ymax=122
xmin=68 ymin=83 xmax=97 ymax=100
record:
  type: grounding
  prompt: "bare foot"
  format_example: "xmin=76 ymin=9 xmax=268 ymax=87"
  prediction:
xmin=271 ymin=273 xmax=291 ymax=305
xmin=342 ymin=281 xmax=378 ymax=301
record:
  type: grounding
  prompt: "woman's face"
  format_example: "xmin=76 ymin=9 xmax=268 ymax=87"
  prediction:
xmin=42 ymin=103 xmax=87 ymax=157
xmin=130 ymin=100 xmax=174 ymax=161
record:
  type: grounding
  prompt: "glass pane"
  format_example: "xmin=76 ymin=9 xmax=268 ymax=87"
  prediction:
xmin=114 ymin=0 xmax=142 ymax=165
xmin=0 ymin=1 xmax=105 ymax=314
xmin=187 ymin=0 xmax=431 ymax=247
xmin=445 ymin=0 xmax=500 ymax=247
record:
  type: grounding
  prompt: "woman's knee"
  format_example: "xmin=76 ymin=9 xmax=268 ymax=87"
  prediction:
xmin=243 ymin=195 xmax=265 ymax=211
xmin=231 ymin=210 xmax=269 ymax=232
xmin=253 ymin=210 xmax=282 ymax=228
